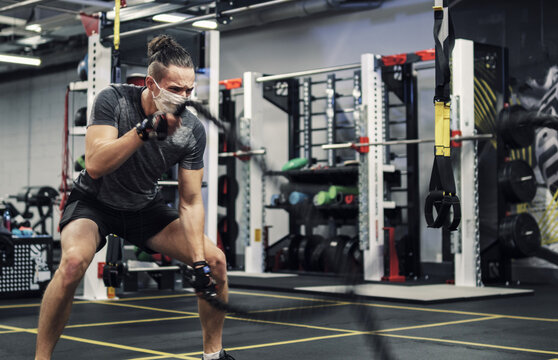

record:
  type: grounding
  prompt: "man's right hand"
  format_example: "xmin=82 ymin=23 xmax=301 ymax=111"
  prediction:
xmin=137 ymin=111 xmax=181 ymax=141
xmin=184 ymin=261 xmax=218 ymax=299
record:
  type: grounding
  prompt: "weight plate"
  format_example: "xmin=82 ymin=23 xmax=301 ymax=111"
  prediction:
xmin=499 ymin=105 xmax=535 ymax=149
xmin=340 ymin=237 xmax=359 ymax=274
xmin=217 ymin=217 xmax=239 ymax=249
xmin=498 ymin=160 xmax=536 ymax=203
xmin=499 ymin=213 xmax=541 ymax=258
xmin=217 ymin=175 xmax=239 ymax=207
xmin=309 ymin=241 xmax=328 ymax=272
xmin=287 ymin=234 xmax=303 ymax=270
xmin=297 ymin=235 xmax=324 ymax=271
xmin=324 ymin=235 xmax=350 ymax=273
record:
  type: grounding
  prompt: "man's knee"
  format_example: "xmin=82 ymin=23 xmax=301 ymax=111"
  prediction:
xmin=58 ymin=251 xmax=92 ymax=288
xmin=208 ymin=249 xmax=227 ymax=283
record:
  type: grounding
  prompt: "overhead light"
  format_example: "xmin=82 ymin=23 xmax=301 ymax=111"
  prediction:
xmin=25 ymin=24 xmax=42 ymax=33
xmin=152 ymin=13 xmax=191 ymax=23
xmin=0 ymin=53 xmax=41 ymax=66
xmin=192 ymin=20 xmax=218 ymax=30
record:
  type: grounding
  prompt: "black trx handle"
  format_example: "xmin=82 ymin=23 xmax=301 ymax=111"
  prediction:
xmin=425 ymin=0 xmax=460 ymax=231
xmin=102 ymin=234 xmax=124 ymax=288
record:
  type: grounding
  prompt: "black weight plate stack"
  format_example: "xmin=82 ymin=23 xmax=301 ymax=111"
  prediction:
xmin=217 ymin=175 xmax=239 ymax=207
xmin=499 ymin=213 xmax=541 ymax=258
xmin=217 ymin=217 xmax=239 ymax=254
xmin=297 ymin=235 xmax=324 ymax=271
xmin=498 ymin=160 xmax=537 ymax=204
xmin=499 ymin=105 xmax=535 ymax=149
xmin=339 ymin=237 xmax=361 ymax=275
xmin=309 ymin=239 xmax=328 ymax=272
xmin=324 ymin=235 xmax=350 ymax=273
xmin=287 ymin=234 xmax=303 ymax=270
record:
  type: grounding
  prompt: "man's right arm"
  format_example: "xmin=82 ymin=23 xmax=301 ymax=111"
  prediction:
xmin=85 ymin=125 xmax=144 ymax=179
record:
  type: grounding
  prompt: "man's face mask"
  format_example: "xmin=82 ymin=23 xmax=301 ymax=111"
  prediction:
xmin=151 ymin=78 xmax=187 ymax=114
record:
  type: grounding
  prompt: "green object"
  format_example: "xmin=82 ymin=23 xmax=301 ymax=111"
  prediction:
xmin=328 ymin=185 xmax=358 ymax=199
xmin=281 ymin=157 xmax=308 ymax=171
xmin=74 ymin=154 xmax=86 ymax=172
xmin=136 ymin=250 xmax=152 ymax=262
xmin=313 ymin=191 xmax=332 ymax=206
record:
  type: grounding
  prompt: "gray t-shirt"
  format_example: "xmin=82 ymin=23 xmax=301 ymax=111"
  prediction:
xmin=74 ymin=84 xmax=206 ymax=210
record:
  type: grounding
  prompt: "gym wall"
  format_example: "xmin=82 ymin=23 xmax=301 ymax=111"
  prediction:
xmin=0 ymin=68 xmax=78 ymax=234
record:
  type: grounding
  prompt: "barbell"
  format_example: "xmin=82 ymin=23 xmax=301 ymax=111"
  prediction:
xmin=322 ymin=133 xmax=493 ymax=151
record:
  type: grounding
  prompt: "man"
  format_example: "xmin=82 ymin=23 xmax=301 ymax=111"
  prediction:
xmin=35 ymin=35 xmax=234 ymax=360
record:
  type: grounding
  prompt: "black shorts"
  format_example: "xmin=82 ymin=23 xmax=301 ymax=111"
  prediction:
xmin=59 ymin=189 xmax=179 ymax=253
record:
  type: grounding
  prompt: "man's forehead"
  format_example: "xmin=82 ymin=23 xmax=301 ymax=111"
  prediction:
xmin=163 ymin=66 xmax=195 ymax=87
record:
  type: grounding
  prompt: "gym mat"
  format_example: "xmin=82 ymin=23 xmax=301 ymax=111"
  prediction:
xmin=227 ymin=273 xmax=533 ymax=303
xmin=296 ymin=283 xmax=533 ymax=303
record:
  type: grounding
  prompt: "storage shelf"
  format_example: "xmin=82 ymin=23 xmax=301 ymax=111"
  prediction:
xmin=266 ymin=166 xmax=358 ymax=185
xmin=265 ymin=203 xmax=358 ymax=221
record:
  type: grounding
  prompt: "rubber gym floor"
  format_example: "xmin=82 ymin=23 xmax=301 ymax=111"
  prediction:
xmin=0 ymin=280 xmax=557 ymax=360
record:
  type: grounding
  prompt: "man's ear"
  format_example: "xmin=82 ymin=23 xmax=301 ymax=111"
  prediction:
xmin=145 ymin=76 xmax=155 ymax=91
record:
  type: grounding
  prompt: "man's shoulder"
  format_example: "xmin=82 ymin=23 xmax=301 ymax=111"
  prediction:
xmin=106 ymin=83 xmax=143 ymax=98
xmin=181 ymin=107 xmax=204 ymax=129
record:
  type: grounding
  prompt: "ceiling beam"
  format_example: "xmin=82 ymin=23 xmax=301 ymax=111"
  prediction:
xmin=0 ymin=14 xmax=26 ymax=26
xmin=54 ymin=0 xmax=113 ymax=10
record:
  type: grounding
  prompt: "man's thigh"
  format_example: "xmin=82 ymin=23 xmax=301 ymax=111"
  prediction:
xmin=146 ymin=221 xmax=222 ymax=264
xmin=123 ymin=199 xmax=179 ymax=253
xmin=60 ymin=218 xmax=102 ymax=263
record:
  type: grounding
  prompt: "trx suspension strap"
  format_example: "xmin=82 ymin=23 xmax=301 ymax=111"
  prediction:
xmin=112 ymin=0 xmax=123 ymax=83
xmin=424 ymin=0 xmax=461 ymax=231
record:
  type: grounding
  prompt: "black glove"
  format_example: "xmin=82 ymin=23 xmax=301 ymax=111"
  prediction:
xmin=135 ymin=111 xmax=168 ymax=141
xmin=184 ymin=261 xmax=218 ymax=299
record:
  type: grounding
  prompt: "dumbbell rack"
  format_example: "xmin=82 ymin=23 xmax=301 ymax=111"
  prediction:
xmin=260 ymin=67 xmax=365 ymax=276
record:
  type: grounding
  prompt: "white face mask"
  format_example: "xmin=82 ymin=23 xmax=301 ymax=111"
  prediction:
xmin=151 ymin=78 xmax=187 ymax=114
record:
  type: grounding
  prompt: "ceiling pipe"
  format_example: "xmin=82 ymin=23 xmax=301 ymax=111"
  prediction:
xmin=206 ymin=0 xmax=385 ymax=32
xmin=105 ymin=0 xmax=297 ymax=41
xmin=0 ymin=0 xmax=47 ymax=14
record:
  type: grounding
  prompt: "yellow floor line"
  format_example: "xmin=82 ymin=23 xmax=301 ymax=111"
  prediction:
xmin=94 ymin=300 xmax=199 ymax=316
xmin=353 ymin=302 xmax=558 ymax=322
xmin=247 ymin=302 xmax=349 ymax=314
xmin=224 ymin=314 xmax=360 ymax=333
xmin=126 ymin=332 xmax=369 ymax=360
xmin=65 ymin=315 xmax=199 ymax=329
xmin=228 ymin=290 xmax=339 ymax=303
xmin=377 ymin=315 xmax=502 ymax=333
xmin=0 ymin=300 xmax=91 ymax=309
xmin=0 ymin=324 xmax=198 ymax=359
xmin=376 ymin=333 xmax=558 ymax=356
xmin=115 ymin=293 xmax=197 ymax=302
xmin=229 ymin=290 xmax=558 ymax=322
xmin=95 ymin=298 xmax=359 ymax=334
xmin=0 ymin=293 xmax=197 ymax=310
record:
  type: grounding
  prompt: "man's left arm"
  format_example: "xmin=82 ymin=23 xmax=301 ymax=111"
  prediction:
xmin=178 ymin=167 xmax=206 ymax=264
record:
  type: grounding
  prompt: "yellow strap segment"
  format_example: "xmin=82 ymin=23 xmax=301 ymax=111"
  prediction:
xmin=434 ymin=101 xmax=445 ymax=156
xmin=443 ymin=102 xmax=451 ymax=156
xmin=114 ymin=0 xmax=120 ymax=51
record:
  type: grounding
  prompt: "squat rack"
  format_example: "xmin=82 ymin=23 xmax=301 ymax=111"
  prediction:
xmin=241 ymin=43 xmax=483 ymax=285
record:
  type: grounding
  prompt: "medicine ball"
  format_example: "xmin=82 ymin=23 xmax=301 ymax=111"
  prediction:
xmin=74 ymin=107 xmax=87 ymax=127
